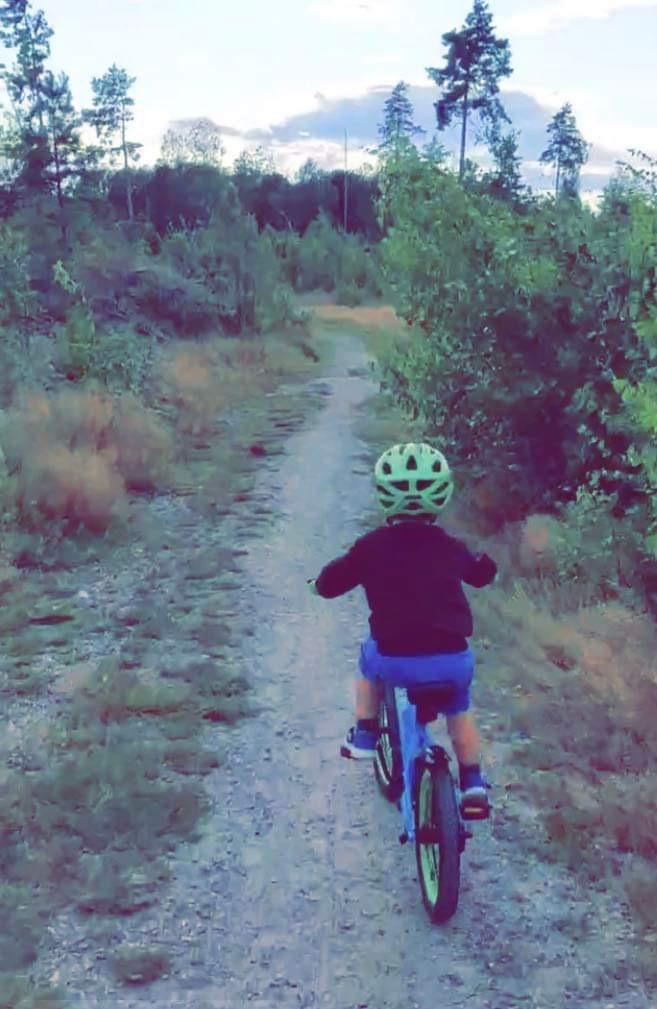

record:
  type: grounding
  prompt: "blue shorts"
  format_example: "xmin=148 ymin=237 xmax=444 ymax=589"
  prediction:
xmin=359 ymin=635 xmax=474 ymax=715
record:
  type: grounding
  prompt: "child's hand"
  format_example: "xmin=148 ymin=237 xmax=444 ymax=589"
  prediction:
xmin=307 ymin=578 xmax=319 ymax=596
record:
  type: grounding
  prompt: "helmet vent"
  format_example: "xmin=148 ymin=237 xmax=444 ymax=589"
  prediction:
xmin=382 ymin=462 xmax=392 ymax=474
xmin=406 ymin=455 xmax=418 ymax=470
xmin=392 ymin=480 xmax=409 ymax=491
xmin=417 ymin=479 xmax=432 ymax=491
xmin=432 ymin=460 xmax=444 ymax=473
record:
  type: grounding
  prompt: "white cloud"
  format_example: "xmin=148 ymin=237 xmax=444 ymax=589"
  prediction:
xmin=502 ymin=0 xmax=657 ymax=35
xmin=308 ymin=0 xmax=402 ymax=25
xmin=585 ymin=123 xmax=657 ymax=156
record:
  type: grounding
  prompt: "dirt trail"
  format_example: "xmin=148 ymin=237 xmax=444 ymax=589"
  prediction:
xmin=39 ymin=333 xmax=650 ymax=1008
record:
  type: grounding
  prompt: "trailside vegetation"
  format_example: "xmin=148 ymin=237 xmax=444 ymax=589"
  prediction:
xmin=378 ymin=144 xmax=657 ymax=560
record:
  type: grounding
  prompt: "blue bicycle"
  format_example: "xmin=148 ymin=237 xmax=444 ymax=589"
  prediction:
xmin=374 ymin=681 xmax=489 ymax=923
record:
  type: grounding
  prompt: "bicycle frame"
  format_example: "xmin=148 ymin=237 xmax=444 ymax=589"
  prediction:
xmin=395 ymin=687 xmax=437 ymax=843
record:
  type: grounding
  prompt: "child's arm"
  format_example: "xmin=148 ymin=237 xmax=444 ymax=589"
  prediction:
xmin=312 ymin=544 xmax=362 ymax=599
xmin=461 ymin=549 xmax=497 ymax=588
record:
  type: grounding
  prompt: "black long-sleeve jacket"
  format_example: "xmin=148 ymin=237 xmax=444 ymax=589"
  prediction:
xmin=315 ymin=520 xmax=496 ymax=656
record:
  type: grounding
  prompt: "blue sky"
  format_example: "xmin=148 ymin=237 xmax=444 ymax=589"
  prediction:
xmin=11 ymin=0 xmax=657 ymax=186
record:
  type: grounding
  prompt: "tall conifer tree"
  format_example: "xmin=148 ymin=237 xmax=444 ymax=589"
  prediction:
xmin=540 ymin=103 xmax=589 ymax=197
xmin=427 ymin=0 xmax=512 ymax=181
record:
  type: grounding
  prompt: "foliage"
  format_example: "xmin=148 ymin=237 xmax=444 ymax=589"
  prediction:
xmin=483 ymin=124 xmax=525 ymax=204
xmin=83 ymin=64 xmax=140 ymax=219
xmin=540 ymin=103 xmax=589 ymax=198
xmin=378 ymin=81 xmax=425 ymax=153
xmin=160 ymin=117 xmax=224 ymax=167
xmin=427 ymin=0 xmax=512 ymax=179
xmin=40 ymin=70 xmax=85 ymax=212
xmin=155 ymin=212 xmax=297 ymax=334
xmin=0 ymin=222 xmax=37 ymax=334
xmin=275 ymin=211 xmax=382 ymax=301
xmin=146 ymin=163 xmax=239 ymax=234
xmin=377 ymin=146 xmax=657 ymax=561
xmin=0 ymin=0 xmax=53 ymax=142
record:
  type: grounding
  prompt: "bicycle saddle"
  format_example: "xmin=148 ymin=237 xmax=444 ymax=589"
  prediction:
xmin=406 ymin=682 xmax=459 ymax=723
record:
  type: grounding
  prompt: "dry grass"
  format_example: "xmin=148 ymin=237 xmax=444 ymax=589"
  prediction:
xmin=158 ymin=327 xmax=326 ymax=433
xmin=1 ymin=389 xmax=174 ymax=532
xmin=312 ymin=304 xmax=400 ymax=327
xmin=469 ymin=517 xmax=657 ymax=968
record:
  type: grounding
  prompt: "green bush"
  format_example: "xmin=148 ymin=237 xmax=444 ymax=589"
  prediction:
xmin=378 ymin=146 xmax=657 ymax=538
xmin=158 ymin=215 xmax=296 ymax=335
xmin=132 ymin=263 xmax=220 ymax=337
xmin=277 ymin=211 xmax=382 ymax=302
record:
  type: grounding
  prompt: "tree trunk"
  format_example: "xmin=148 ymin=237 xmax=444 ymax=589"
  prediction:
xmin=459 ymin=84 xmax=469 ymax=182
xmin=121 ymin=109 xmax=134 ymax=221
xmin=51 ymin=130 xmax=67 ymax=244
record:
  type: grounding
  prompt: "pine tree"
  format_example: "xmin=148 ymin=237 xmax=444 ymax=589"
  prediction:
xmin=427 ymin=0 xmax=512 ymax=181
xmin=84 ymin=65 xmax=140 ymax=219
xmin=378 ymin=81 xmax=424 ymax=153
xmin=0 ymin=0 xmax=52 ymax=133
xmin=41 ymin=71 xmax=83 ymax=210
xmin=540 ymin=103 xmax=589 ymax=198
xmin=485 ymin=123 xmax=525 ymax=202
xmin=0 ymin=0 xmax=53 ymax=192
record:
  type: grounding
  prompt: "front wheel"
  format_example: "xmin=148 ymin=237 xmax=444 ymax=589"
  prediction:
xmin=374 ymin=684 xmax=403 ymax=803
xmin=414 ymin=760 xmax=461 ymax=923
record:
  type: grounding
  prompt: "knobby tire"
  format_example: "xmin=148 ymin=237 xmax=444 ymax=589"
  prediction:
xmin=374 ymin=684 xmax=403 ymax=803
xmin=414 ymin=759 xmax=461 ymax=923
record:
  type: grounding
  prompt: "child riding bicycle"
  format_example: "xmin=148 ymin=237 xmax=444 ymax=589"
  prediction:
xmin=309 ymin=442 xmax=496 ymax=817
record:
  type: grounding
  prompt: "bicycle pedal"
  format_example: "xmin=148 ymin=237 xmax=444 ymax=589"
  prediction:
xmin=461 ymin=804 xmax=490 ymax=821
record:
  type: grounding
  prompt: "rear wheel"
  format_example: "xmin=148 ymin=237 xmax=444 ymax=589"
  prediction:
xmin=414 ymin=760 xmax=460 ymax=923
xmin=374 ymin=685 xmax=403 ymax=803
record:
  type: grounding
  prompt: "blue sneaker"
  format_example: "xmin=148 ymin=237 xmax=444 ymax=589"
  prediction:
xmin=459 ymin=766 xmax=490 ymax=819
xmin=340 ymin=725 xmax=378 ymax=760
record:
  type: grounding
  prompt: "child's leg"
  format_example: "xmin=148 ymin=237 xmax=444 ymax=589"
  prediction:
xmin=446 ymin=711 xmax=488 ymax=813
xmin=340 ymin=677 xmax=381 ymax=759
xmin=445 ymin=712 xmax=481 ymax=765
xmin=356 ymin=677 xmax=380 ymax=720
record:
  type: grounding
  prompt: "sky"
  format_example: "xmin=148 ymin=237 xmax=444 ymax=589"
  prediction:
xmin=7 ymin=0 xmax=657 ymax=191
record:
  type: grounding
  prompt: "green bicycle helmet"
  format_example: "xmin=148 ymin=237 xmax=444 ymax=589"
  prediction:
xmin=374 ymin=442 xmax=453 ymax=519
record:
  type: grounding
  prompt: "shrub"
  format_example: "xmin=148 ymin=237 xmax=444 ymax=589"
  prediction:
xmin=378 ymin=147 xmax=657 ymax=528
xmin=2 ymin=389 xmax=173 ymax=532
xmin=278 ymin=212 xmax=382 ymax=302
xmin=132 ymin=263 xmax=220 ymax=337
xmin=111 ymin=397 xmax=174 ymax=492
